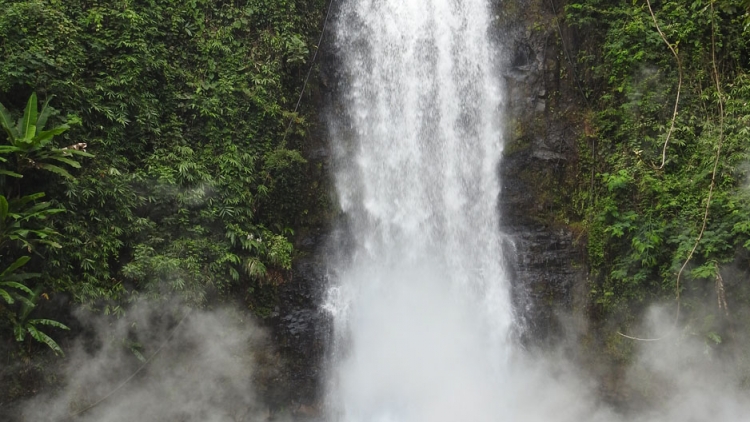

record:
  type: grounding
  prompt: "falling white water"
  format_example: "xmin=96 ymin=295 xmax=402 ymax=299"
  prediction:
xmin=325 ymin=0 xmax=511 ymax=421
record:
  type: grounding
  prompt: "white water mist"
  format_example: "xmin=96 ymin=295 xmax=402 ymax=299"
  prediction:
xmin=325 ymin=0 xmax=512 ymax=420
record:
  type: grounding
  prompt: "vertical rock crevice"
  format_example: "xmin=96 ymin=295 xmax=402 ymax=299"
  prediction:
xmin=495 ymin=0 xmax=589 ymax=349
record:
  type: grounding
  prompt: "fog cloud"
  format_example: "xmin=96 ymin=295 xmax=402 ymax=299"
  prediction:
xmin=19 ymin=302 xmax=274 ymax=422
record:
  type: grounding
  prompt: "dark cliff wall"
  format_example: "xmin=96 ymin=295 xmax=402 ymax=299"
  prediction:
xmin=494 ymin=0 xmax=649 ymax=406
xmin=260 ymin=29 xmax=346 ymax=415
xmin=495 ymin=0 xmax=589 ymax=349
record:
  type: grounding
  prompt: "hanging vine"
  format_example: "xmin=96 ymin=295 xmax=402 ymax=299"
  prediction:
xmin=645 ymin=0 xmax=683 ymax=170
xmin=565 ymin=0 xmax=749 ymax=343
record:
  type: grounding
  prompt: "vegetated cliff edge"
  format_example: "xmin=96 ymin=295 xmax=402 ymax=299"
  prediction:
xmin=496 ymin=0 xmax=654 ymax=405
xmin=498 ymin=0 xmax=750 ymax=409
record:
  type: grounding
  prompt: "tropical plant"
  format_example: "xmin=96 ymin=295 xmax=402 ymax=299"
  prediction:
xmin=0 ymin=92 xmax=90 ymax=182
xmin=0 ymin=0 xmax=329 ymax=312
xmin=9 ymin=287 xmax=70 ymax=356
xmin=0 ymin=256 xmax=35 ymax=305
xmin=0 ymin=92 xmax=85 ymax=354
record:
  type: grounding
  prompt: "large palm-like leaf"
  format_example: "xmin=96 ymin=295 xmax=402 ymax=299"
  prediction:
xmin=0 ymin=93 xmax=85 ymax=356
xmin=9 ymin=286 xmax=70 ymax=355
xmin=0 ymin=256 xmax=35 ymax=305
xmin=0 ymin=93 xmax=92 ymax=179
xmin=18 ymin=93 xmax=38 ymax=143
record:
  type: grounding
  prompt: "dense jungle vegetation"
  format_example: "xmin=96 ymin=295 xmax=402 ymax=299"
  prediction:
xmin=562 ymin=0 xmax=750 ymax=352
xmin=0 ymin=0 xmax=327 ymax=396
xmin=0 ymin=0 xmax=748 ymax=409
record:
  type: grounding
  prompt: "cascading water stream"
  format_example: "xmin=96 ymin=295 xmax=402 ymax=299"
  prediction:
xmin=324 ymin=0 xmax=512 ymax=420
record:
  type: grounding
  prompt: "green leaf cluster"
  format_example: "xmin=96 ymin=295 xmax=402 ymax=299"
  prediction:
xmin=0 ymin=93 xmax=79 ymax=354
xmin=565 ymin=0 xmax=750 ymax=324
xmin=0 ymin=0 xmax=326 ymax=311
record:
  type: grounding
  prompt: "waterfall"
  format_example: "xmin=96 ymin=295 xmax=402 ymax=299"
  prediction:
xmin=325 ymin=0 xmax=511 ymax=420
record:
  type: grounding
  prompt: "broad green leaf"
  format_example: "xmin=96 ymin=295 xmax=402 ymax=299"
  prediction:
xmin=38 ymin=163 xmax=74 ymax=179
xmin=25 ymin=202 xmax=63 ymax=215
xmin=0 ymin=288 xmax=13 ymax=304
xmin=13 ymin=324 xmax=24 ymax=341
xmin=0 ymin=102 xmax=19 ymax=141
xmin=0 ymin=170 xmax=23 ymax=178
xmin=2 ymin=272 xmax=41 ymax=282
xmin=0 ymin=195 xmax=7 ymax=220
xmin=48 ymin=155 xmax=81 ymax=168
xmin=35 ymin=96 xmax=55 ymax=133
xmin=131 ymin=347 xmax=146 ymax=363
xmin=13 ymin=192 xmax=45 ymax=206
xmin=33 ymin=125 xmax=69 ymax=147
xmin=0 ymin=281 xmax=34 ymax=295
xmin=0 ymin=145 xmax=22 ymax=154
xmin=14 ymin=294 xmax=36 ymax=310
xmin=20 ymin=93 xmax=38 ymax=142
xmin=26 ymin=325 xmax=65 ymax=356
xmin=63 ymin=149 xmax=94 ymax=158
xmin=1 ymin=255 xmax=30 ymax=276
xmin=28 ymin=319 xmax=70 ymax=330
xmin=26 ymin=325 xmax=42 ymax=342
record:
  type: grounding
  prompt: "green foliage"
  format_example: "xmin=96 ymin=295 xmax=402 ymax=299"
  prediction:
xmin=0 ymin=193 xmax=64 ymax=251
xmin=0 ymin=256 xmax=35 ymax=305
xmin=0 ymin=92 xmax=90 ymax=180
xmin=0 ymin=0 xmax=326 ymax=311
xmin=0 ymin=93 xmax=79 ymax=354
xmin=10 ymin=288 xmax=70 ymax=356
xmin=565 ymin=0 xmax=750 ymax=325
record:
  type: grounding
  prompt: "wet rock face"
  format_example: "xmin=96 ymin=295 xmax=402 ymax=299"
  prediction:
xmin=263 ymin=247 xmax=331 ymax=414
xmin=259 ymin=40 xmax=343 ymax=416
xmin=496 ymin=0 xmax=588 ymax=347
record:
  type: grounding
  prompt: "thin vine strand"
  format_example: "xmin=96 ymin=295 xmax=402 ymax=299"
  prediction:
xmin=280 ymin=0 xmax=335 ymax=147
xmin=645 ymin=0 xmax=683 ymax=170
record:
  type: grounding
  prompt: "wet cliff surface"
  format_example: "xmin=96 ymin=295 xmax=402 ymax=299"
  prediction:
xmin=495 ymin=0 xmax=589 ymax=348
xmin=259 ymin=40 xmax=341 ymax=416
xmin=267 ymin=0 xmax=595 ymax=412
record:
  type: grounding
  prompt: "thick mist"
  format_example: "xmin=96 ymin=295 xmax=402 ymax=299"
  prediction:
xmin=16 ymin=303 xmax=275 ymax=422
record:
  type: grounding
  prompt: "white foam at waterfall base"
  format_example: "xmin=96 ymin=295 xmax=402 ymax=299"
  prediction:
xmin=328 ymin=261 xmax=507 ymax=422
